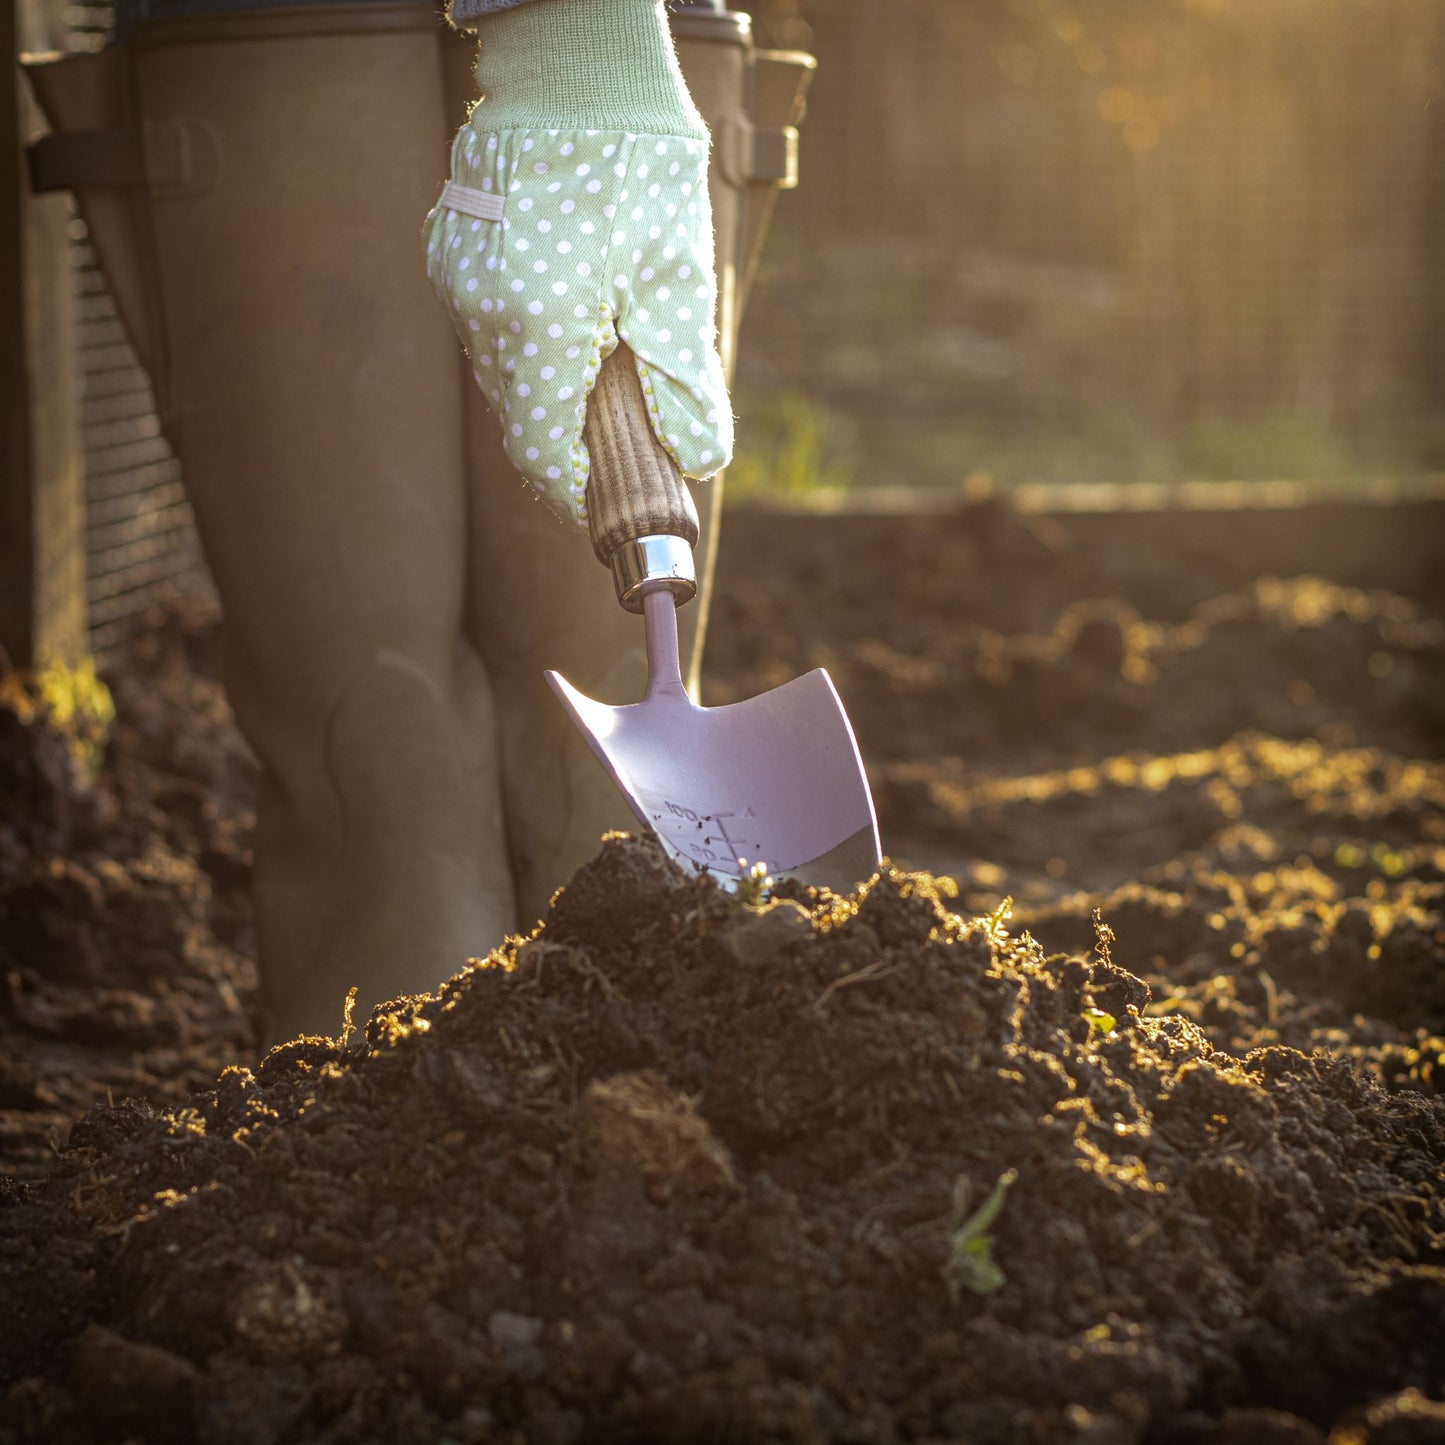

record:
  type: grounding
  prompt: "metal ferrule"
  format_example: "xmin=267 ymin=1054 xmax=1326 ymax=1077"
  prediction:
xmin=609 ymin=534 xmax=698 ymax=613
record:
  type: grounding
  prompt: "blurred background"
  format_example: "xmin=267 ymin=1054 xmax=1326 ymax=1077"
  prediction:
xmin=731 ymin=0 xmax=1445 ymax=499
xmin=9 ymin=0 xmax=1444 ymax=662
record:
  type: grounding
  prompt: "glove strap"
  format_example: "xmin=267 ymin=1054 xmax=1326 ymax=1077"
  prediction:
xmin=439 ymin=183 xmax=506 ymax=223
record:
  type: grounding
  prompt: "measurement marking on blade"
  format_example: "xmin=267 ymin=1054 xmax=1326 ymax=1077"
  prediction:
xmin=658 ymin=797 xmax=764 ymax=868
xmin=714 ymin=813 xmax=741 ymax=862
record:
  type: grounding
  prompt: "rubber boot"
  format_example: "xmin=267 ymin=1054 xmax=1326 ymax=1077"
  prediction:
xmin=441 ymin=10 xmax=815 ymax=927
xmin=32 ymin=6 xmax=518 ymax=1040
xmin=27 ymin=4 xmax=816 ymax=1006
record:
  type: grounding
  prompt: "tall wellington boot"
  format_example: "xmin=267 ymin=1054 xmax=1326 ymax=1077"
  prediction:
xmin=30 ymin=6 xmax=518 ymax=1039
xmin=441 ymin=9 xmax=815 ymax=927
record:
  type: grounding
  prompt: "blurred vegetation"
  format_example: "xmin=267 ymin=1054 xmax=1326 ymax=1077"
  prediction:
xmin=731 ymin=0 xmax=1445 ymax=494
xmin=0 ymin=657 xmax=116 ymax=780
xmin=725 ymin=391 xmax=855 ymax=498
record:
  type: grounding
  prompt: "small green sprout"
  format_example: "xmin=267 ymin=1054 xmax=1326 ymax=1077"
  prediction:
xmin=734 ymin=860 xmax=773 ymax=908
xmin=1091 ymin=908 xmax=1116 ymax=968
xmin=1082 ymin=1005 xmax=1117 ymax=1037
xmin=976 ymin=895 xmax=1014 ymax=957
xmin=985 ymin=895 xmax=1014 ymax=940
xmin=943 ymin=1167 xmax=1018 ymax=1301
xmin=34 ymin=658 xmax=115 ymax=779
xmin=339 ymin=987 xmax=359 ymax=1048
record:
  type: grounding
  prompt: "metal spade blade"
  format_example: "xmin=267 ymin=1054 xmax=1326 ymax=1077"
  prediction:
xmin=546 ymin=588 xmax=881 ymax=891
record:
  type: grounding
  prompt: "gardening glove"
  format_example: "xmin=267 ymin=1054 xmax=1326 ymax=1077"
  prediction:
xmin=424 ymin=0 xmax=734 ymax=530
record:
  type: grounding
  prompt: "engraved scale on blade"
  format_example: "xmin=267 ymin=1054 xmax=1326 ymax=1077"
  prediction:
xmin=545 ymin=590 xmax=881 ymax=894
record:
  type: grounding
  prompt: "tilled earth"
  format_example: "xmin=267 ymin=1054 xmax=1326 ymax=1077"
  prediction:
xmin=1 ymin=497 xmax=1442 ymax=1443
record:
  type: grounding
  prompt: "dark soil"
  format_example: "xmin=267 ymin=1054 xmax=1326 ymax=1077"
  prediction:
xmin=0 ymin=603 xmax=258 ymax=1180
xmin=710 ymin=498 xmax=1445 ymax=1097
xmin=2 ymin=496 xmax=1443 ymax=1443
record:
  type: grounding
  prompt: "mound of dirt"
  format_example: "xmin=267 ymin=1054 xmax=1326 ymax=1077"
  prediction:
xmin=2 ymin=496 xmax=1443 ymax=1441
xmin=3 ymin=835 xmax=1442 ymax=1444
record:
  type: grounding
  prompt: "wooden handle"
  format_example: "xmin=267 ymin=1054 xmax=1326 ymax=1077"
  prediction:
xmin=584 ymin=344 xmax=700 ymax=567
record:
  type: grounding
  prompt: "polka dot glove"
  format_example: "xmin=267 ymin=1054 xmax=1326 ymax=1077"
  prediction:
xmin=424 ymin=0 xmax=733 ymax=530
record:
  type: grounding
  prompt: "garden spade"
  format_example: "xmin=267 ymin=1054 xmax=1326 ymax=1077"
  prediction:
xmin=545 ymin=346 xmax=881 ymax=891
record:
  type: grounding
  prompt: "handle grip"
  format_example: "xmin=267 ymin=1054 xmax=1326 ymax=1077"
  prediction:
xmin=584 ymin=345 xmax=700 ymax=611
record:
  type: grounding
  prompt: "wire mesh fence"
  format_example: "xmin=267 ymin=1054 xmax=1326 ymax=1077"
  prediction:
xmin=20 ymin=0 xmax=1444 ymax=653
xmin=37 ymin=0 xmax=213 ymax=661
xmin=71 ymin=220 xmax=211 ymax=658
xmin=735 ymin=0 xmax=1445 ymax=493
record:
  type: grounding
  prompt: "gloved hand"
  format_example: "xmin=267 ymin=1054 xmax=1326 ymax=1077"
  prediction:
xmin=425 ymin=0 xmax=733 ymax=529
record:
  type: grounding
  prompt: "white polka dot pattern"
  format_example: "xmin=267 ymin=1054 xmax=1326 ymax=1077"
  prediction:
xmin=424 ymin=122 xmax=733 ymax=529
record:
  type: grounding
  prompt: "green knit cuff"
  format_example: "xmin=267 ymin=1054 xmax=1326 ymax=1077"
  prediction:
xmin=472 ymin=0 xmax=708 ymax=140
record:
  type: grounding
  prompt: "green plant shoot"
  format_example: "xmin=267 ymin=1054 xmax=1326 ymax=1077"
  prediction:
xmin=734 ymin=860 xmax=774 ymax=909
xmin=943 ymin=1167 xmax=1018 ymax=1301
xmin=34 ymin=659 xmax=115 ymax=779
xmin=986 ymin=896 xmax=1013 ymax=938
xmin=1082 ymin=1005 xmax=1117 ymax=1037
